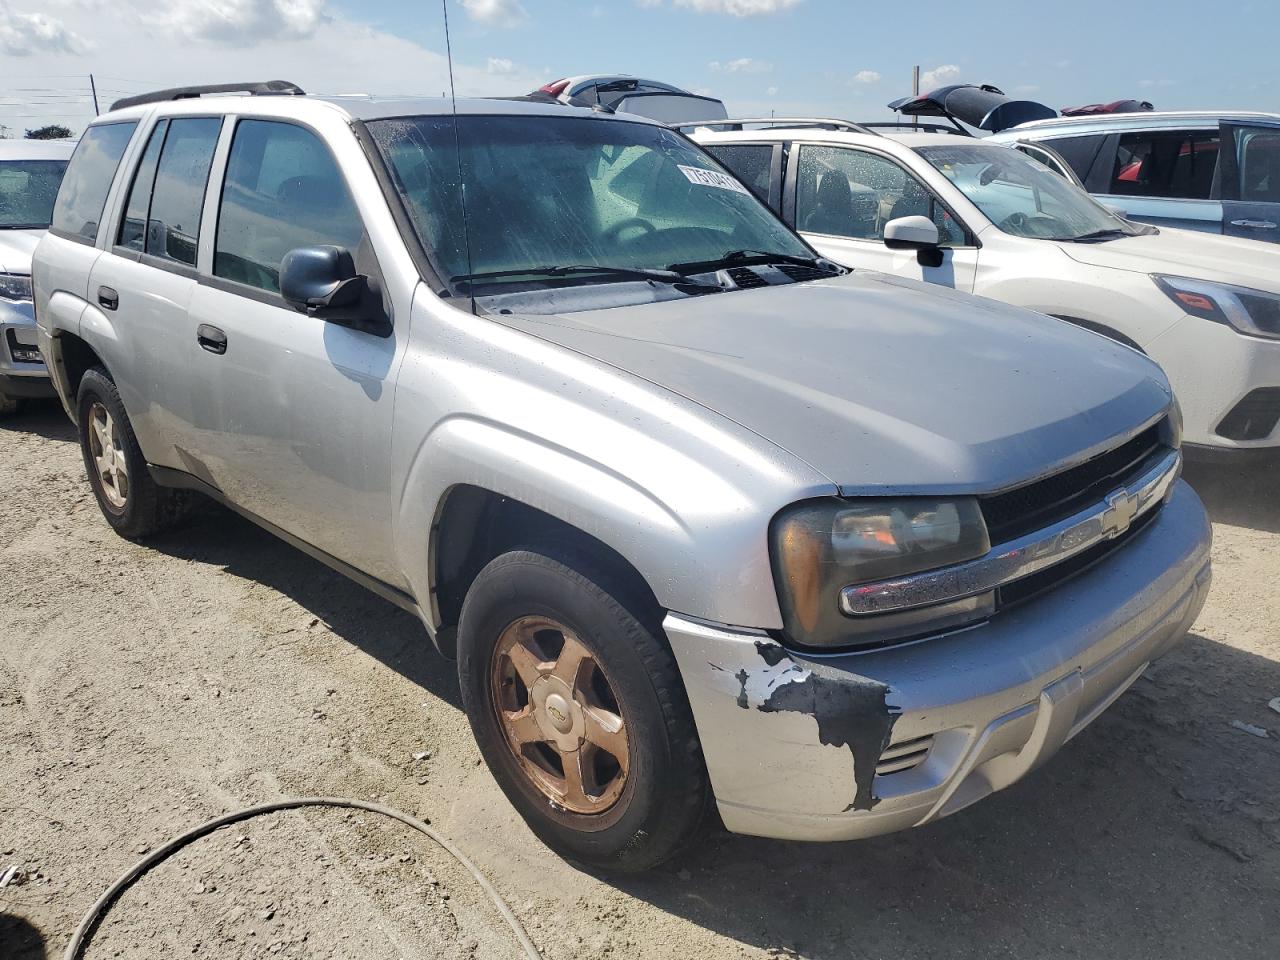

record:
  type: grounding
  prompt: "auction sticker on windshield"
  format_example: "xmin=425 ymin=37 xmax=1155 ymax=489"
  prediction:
xmin=678 ymin=165 xmax=751 ymax=195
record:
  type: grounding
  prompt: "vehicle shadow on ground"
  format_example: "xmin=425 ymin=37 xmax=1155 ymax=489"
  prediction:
xmin=146 ymin=503 xmax=462 ymax=710
xmin=0 ymin=914 xmax=47 ymax=960
xmin=0 ymin=399 xmax=74 ymax=443
xmin=1183 ymin=457 xmax=1280 ymax=533
xmin=608 ymin=633 xmax=1280 ymax=960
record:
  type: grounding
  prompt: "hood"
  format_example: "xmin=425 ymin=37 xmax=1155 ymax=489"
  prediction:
xmin=0 ymin=228 xmax=44 ymax=275
xmin=499 ymin=272 xmax=1171 ymax=495
xmin=1057 ymin=227 xmax=1280 ymax=292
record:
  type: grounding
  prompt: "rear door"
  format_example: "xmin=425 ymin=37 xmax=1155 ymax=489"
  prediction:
xmin=1093 ymin=127 xmax=1222 ymax=232
xmin=786 ymin=143 xmax=978 ymax=290
xmin=1219 ymin=119 xmax=1280 ymax=243
xmin=700 ymin=141 xmax=784 ymax=212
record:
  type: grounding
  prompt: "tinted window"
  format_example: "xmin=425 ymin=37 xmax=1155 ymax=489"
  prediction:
xmin=1040 ymin=135 xmax=1106 ymax=182
xmin=0 ymin=159 xmax=68 ymax=228
xmin=51 ymin=122 xmax=137 ymax=242
xmin=215 ymin=120 xmax=363 ymax=293
xmin=702 ymin=144 xmax=774 ymax=204
xmin=144 ymin=118 xmax=221 ymax=266
xmin=118 ymin=120 xmax=167 ymax=252
xmin=1232 ymin=127 xmax=1280 ymax=203
xmin=1110 ymin=131 xmax=1218 ymax=199
xmin=796 ymin=145 xmax=963 ymax=246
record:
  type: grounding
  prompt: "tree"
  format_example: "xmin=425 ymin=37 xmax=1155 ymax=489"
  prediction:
xmin=25 ymin=124 xmax=74 ymax=140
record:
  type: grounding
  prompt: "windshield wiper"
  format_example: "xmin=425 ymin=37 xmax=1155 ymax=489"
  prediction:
xmin=0 ymin=223 xmax=47 ymax=230
xmin=668 ymin=249 xmax=842 ymax=274
xmin=451 ymin=264 xmax=718 ymax=289
xmin=1059 ymin=228 xmax=1132 ymax=243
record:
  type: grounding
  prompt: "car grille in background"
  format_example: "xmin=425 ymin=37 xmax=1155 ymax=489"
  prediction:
xmin=1216 ymin=388 xmax=1280 ymax=442
xmin=876 ymin=735 xmax=934 ymax=776
xmin=725 ymin=266 xmax=768 ymax=289
xmin=979 ymin=422 xmax=1165 ymax=545
xmin=776 ymin=263 xmax=832 ymax=283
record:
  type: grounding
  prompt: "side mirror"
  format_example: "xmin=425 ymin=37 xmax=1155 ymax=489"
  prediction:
xmin=883 ymin=215 xmax=944 ymax=268
xmin=280 ymin=245 xmax=369 ymax=321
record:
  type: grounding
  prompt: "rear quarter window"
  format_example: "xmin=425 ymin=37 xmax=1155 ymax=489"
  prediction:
xmin=702 ymin=144 xmax=775 ymax=205
xmin=51 ymin=121 xmax=137 ymax=243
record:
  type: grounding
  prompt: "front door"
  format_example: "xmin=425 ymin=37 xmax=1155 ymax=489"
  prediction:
xmin=183 ymin=118 xmax=406 ymax=584
xmin=1220 ymin=120 xmax=1280 ymax=244
xmin=787 ymin=143 xmax=978 ymax=290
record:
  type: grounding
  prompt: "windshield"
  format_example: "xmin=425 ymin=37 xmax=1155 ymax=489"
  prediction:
xmin=917 ymin=143 xmax=1134 ymax=241
xmin=0 ymin=159 xmax=69 ymax=229
xmin=367 ymin=114 xmax=811 ymax=296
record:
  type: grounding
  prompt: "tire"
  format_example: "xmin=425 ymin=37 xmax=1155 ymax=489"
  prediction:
xmin=457 ymin=542 xmax=710 ymax=872
xmin=76 ymin=367 xmax=190 ymax=540
xmin=0 ymin=393 xmax=20 ymax=417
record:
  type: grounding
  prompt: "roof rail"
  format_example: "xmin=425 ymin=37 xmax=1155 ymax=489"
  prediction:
xmin=109 ymin=80 xmax=306 ymax=112
xmin=670 ymin=117 xmax=878 ymax=136
xmin=858 ymin=121 xmax=970 ymax=136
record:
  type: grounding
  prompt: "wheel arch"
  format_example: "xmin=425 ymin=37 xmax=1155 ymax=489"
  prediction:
xmin=48 ymin=330 xmax=110 ymax=423
xmin=1050 ymin=314 xmax=1147 ymax=353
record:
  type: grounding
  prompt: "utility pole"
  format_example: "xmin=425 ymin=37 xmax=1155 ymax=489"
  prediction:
xmin=89 ymin=74 xmax=100 ymax=116
xmin=912 ymin=65 xmax=919 ymax=128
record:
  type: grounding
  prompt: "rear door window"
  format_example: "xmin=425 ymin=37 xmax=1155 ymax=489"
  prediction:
xmin=144 ymin=118 xmax=222 ymax=266
xmin=1229 ymin=126 xmax=1280 ymax=202
xmin=214 ymin=119 xmax=364 ymax=294
xmin=1109 ymin=130 xmax=1219 ymax=199
xmin=795 ymin=145 xmax=964 ymax=246
xmin=51 ymin=121 xmax=137 ymax=243
xmin=702 ymin=143 xmax=776 ymax=206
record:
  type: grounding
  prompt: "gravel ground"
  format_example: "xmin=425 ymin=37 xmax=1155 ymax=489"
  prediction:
xmin=2 ymin=399 xmax=1278 ymax=960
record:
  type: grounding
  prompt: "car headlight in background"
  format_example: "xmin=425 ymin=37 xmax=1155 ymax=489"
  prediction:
xmin=0 ymin=273 xmax=33 ymax=302
xmin=1153 ymin=275 xmax=1280 ymax=340
xmin=770 ymin=497 xmax=992 ymax=649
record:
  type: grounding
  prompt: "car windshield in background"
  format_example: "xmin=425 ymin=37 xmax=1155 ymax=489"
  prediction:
xmin=917 ymin=143 xmax=1137 ymax=242
xmin=0 ymin=159 xmax=69 ymax=229
xmin=368 ymin=114 xmax=811 ymax=297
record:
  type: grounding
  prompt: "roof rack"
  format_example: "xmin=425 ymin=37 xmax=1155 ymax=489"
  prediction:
xmin=110 ymin=80 xmax=305 ymax=112
xmin=670 ymin=117 xmax=878 ymax=136
xmin=858 ymin=121 xmax=968 ymax=136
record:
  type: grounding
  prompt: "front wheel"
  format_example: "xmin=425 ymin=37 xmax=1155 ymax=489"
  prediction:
xmin=457 ymin=543 xmax=710 ymax=872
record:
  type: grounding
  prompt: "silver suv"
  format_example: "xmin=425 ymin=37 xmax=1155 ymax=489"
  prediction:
xmin=33 ymin=82 xmax=1212 ymax=871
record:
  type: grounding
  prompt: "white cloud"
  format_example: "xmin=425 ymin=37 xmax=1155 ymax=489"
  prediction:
xmin=149 ymin=0 xmax=327 ymax=44
xmin=709 ymin=57 xmax=772 ymax=73
xmin=766 ymin=85 xmax=778 ymax=96
xmin=852 ymin=69 xmax=880 ymax=85
xmin=459 ymin=0 xmax=527 ymax=26
xmin=0 ymin=9 xmax=88 ymax=55
xmin=487 ymin=57 xmax=515 ymax=75
xmin=1138 ymin=78 xmax=1175 ymax=88
xmin=919 ymin=64 xmax=961 ymax=90
xmin=647 ymin=0 xmax=801 ymax=14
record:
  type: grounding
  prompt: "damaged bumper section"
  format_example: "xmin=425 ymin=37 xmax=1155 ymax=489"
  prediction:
xmin=666 ymin=480 xmax=1212 ymax=842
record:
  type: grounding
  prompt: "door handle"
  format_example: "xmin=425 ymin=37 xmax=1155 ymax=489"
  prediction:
xmin=1230 ymin=219 xmax=1277 ymax=229
xmin=196 ymin=324 xmax=228 ymax=355
xmin=97 ymin=286 xmax=118 ymax=311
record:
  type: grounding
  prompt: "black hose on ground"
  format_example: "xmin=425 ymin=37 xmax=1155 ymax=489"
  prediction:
xmin=61 ymin=797 xmax=544 ymax=960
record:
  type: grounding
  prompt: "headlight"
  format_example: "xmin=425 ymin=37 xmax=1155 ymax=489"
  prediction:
xmin=770 ymin=497 xmax=992 ymax=649
xmin=1153 ymin=275 xmax=1280 ymax=340
xmin=0 ymin=273 xmax=33 ymax=302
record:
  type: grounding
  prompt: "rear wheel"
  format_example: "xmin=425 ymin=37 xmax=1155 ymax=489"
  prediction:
xmin=457 ymin=543 xmax=710 ymax=872
xmin=76 ymin=367 xmax=190 ymax=540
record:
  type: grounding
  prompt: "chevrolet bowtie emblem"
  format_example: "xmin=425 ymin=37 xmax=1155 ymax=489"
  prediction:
xmin=1101 ymin=488 xmax=1140 ymax=539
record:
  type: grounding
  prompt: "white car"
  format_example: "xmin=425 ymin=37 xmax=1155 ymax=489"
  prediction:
xmin=1 ymin=138 xmax=75 ymax=415
xmin=689 ymin=120 xmax=1280 ymax=458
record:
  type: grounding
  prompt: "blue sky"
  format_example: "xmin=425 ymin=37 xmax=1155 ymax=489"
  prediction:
xmin=0 ymin=0 xmax=1276 ymax=135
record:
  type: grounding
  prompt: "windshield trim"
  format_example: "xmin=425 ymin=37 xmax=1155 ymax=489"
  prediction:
xmin=362 ymin=111 xmax=823 ymax=308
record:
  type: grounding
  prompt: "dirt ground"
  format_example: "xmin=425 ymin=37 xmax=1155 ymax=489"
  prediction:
xmin=2 ymin=398 xmax=1278 ymax=960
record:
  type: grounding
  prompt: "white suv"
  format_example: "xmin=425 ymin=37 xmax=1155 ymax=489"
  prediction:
xmin=692 ymin=120 xmax=1280 ymax=457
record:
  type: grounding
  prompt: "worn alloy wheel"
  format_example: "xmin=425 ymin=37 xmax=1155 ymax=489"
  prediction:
xmin=490 ymin=615 xmax=630 ymax=815
xmin=87 ymin=401 xmax=129 ymax=512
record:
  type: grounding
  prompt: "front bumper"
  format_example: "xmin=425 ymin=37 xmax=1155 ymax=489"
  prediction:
xmin=1147 ymin=315 xmax=1280 ymax=450
xmin=0 ymin=299 xmax=52 ymax=395
xmin=665 ymin=480 xmax=1212 ymax=842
